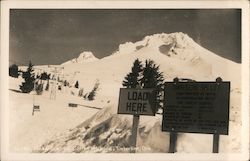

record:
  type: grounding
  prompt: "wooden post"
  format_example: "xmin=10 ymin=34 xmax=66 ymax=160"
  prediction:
xmin=169 ymin=131 xmax=177 ymax=153
xmin=213 ymin=77 xmax=221 ymax=153
xmin=130 ymin=113 xmax=140 ymax=153
xmin=213 ymin=133 xmax=219 ymax=153
xmin=32 ymin=82 xmax=35 ymax=116
xmin=168 ymin=78 xmax=179 ymax=153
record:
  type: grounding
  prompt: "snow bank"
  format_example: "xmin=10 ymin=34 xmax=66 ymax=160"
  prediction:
xmin=39 ymin=87 xmax=241 ymax=153
xmin=39 ymin=105 xmax=132 ymax=153
xmin=39 ymin=104 xmax=170 ymax=153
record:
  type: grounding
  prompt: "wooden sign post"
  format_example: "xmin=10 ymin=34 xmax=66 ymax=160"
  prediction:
xmin=118 ymin=88 xmax=156 ymax=153
xmin=163 ymin=77 xmax=230 ymax=153
xmin=130 ymin=114 xmax=140 ymax=153
xmin=213 ymin=133 xmax=220 ymax=153
xmin=169 ymin=131 xmax=177 ymax=153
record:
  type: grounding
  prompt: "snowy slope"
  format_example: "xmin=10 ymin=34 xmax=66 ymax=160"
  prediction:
xmin=9 ymin=77 xmax=110 ymax=152
xmin=10 ymin=32 xmax=242 ymax=153
xmin=111 ymin=32 xmax=240 ymax=85
xmin=59 ymin=32 xmax=240 ymax=97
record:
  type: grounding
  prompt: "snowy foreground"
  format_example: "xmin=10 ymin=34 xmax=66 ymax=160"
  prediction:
xmin=10 ymin=32 xmax=242 ymax=153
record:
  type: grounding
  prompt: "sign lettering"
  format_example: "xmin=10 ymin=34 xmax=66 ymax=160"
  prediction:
xmin=162 ymin=82 xmax=230 ymax=135
xmin=118 ymin=88 xmax=156 ymax=115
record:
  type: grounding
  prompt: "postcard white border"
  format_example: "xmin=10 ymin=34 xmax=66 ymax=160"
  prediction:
xmin=1 ymin=1 xmax=249 ymax=161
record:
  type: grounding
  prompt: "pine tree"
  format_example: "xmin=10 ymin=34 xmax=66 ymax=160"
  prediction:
xmin=36 ymin=74 xmax=41 ymax=79
xmin=40 ymin=72 xmax=50 ymax=80
xmin=78 ymin=88 xmax=84 ymax=97
xmin=75 ymin=81 xmax=79 ymax=88
xmin=45 ymin=80 xmax=50 ymax=91
xmin=35 ymin=82 xmax=44 ymax=95
xmin=64 ymin=80 xmax=67 ymax=86
xmin=141 ymin=59 xmax=165 ymax=110
xmin=9 ymin=64 xmax=19 ymax=78
xmin=20 ymin=61 xmax=36 ymax=93
xmin=122 ymin=59 xmax=143 ymax=88
xmin=88 ymin=80 xmax=100 ymax=100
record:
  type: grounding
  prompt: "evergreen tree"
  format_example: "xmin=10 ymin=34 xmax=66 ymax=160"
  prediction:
xmin=35 ymin=82 xmax=44 ymax=95
xmin=64 ymin=80 xmax=67 ymax=86
xmin=9 ymin=64 xmax=19 ymax=78
xmin=78 ymin=88 xmax=84 ymax=97
xmin=122 ymin=59 xmax=143 ymax=88
xmin=20 ymin=61 xmax=36 ymax=93
xmin=40 ymin=72 xmax=50 ymax=80
xmin=45 ymin=80 xmax=50 ymax=91
xmin=88 ymin=80 xmax=100 ymax=100
xmin=36 ymin=74 xmax=41 ymax=79
xmin=75 ymin=81 xmax=79 ymax=88
xmin=141 ymin=59 xmax=165 ymax=110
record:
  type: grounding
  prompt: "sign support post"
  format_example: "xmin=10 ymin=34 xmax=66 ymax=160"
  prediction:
xmin=212 ymin=77 xmax=222 ymax=153
xmin=163 ymin=77 xmax=230 ymax=153
xmin=130 ymin=113 xmax=140 ymax=153
xmin=168 ymin=78 xmax=179 ymax=153
xmin=117 ymin=88 xmax=157 ymax=153
xmin=169 ymin=131 xmax=177 ymax=153
xmin=213 ymin=133 xmax=220 ymax=153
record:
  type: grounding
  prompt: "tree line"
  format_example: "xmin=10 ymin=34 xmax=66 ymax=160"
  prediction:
xmin=9 ymin=62 xmax=99 ymax=100
xmin=9 ymin=59 xmax=164 ymax=104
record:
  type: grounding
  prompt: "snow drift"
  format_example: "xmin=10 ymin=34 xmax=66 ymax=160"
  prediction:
xmin=39 ymin=104 xmax=169 ymax=153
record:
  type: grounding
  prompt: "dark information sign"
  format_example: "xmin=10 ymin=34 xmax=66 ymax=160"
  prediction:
xmin=118 ymin=88 xmax=156 ymax=116
xmin=162 ymin=82 xmax=230 ymax=135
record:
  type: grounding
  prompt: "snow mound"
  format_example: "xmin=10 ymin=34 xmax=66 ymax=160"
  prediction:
xmin=38 ymin=88 xmax=241 ymax=153
xmin=62 ymin=51 xmax=99 ymax=65
xmin=39 ymin=105 xmax=131 ymax=153
xmin=39 ymin=104 xmax=169 ymax=153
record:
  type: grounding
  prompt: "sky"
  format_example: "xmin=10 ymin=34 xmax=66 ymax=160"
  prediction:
xmin=9 ymin=9 xmax=241 ymax=65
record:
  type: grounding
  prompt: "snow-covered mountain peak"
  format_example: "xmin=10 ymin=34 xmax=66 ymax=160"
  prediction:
xmin=62 ymin=51 xmax=99 ymax=65
xmin=54 ymin=31 xmax=238 ymax=90
xmin=77 ymin=51 xmax=98 ymax=62
xmin=110 ymin=32 xmax=235 ymax=66
xmin=143 ymin=32 xmax=193 ymax=47
xmin=112 ymin=32 xmax=198 ymax=59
